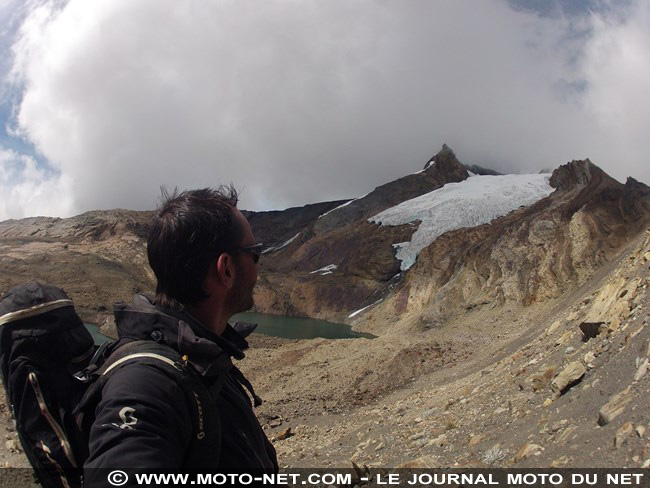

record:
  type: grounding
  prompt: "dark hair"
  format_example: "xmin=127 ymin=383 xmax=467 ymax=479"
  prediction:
xmin=147 ymin=186 xmax=242 ymax=308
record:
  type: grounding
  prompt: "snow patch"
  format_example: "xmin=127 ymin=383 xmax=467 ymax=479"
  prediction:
xmin=413 ymin=160 xmax=434 ymax=175
xmin=369 ymin=174 xmax=553 ymax=270
xmin=318 ymin=199 xmax=355 ymax=219
xmin=317 ymin=191 xmax=372 ymax=219
xmin=262 ymin=232 xmax=300 ymax=254
xmin=310 ymin=264 xmax=338 ymax=275
xmin=348 ymin=299 xmax=383 ymax=318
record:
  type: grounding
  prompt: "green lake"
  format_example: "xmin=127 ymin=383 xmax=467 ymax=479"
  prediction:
xmin=86 ymin=313 xmax=373 ymax=342
xmin=85 ymin=323 xmax=112 ymax=345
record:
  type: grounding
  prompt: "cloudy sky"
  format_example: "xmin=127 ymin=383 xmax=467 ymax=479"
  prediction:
xmin=0 ymin=0 xmax=648 ymax=220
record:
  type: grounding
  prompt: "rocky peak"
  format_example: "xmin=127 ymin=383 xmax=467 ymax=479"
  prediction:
xmin=620 ymin=177 xmax=650 ymax=222
xmin=312 ymin=145 xmax=468 ymax=235
xmin=424 ymin=144 xmax=464 ymax=173
xmin=421 ymin=144 xmax=469 ymax=182
xmin=624 ymin=176 xmax=650 ymax=192
xmin=424 ymin=143 xmax=455 ymax=167
xmin=549 ymin=159 xmax=612 ymax=191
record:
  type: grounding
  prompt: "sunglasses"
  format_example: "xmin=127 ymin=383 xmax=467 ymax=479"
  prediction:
xmin=226 ymin=243 xmax=264 ymax=263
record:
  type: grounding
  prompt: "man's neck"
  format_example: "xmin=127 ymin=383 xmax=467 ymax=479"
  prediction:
xmin=184 ymin=301 xmax=229 ymax=336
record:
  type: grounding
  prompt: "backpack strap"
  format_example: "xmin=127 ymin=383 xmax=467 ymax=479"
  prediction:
xmin=75 ymin=340 xmax=222 ymax=468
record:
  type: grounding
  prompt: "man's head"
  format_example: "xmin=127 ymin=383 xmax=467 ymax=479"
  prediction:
xmin=147 ymin=186 xmax=259 ymax=317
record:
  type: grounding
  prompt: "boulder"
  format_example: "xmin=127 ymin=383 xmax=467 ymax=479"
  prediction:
xmin=530 ymin=368 xmax=556 ymax=392
xmin=579 ymin=322 xmax=607 ymax=342
xmin=469 ymin=433 xmax=489 ymax=446
xmin=634 ymin=358 xmax=648 ymax=382
xmin=275 ymin=428 xmax=294 ymax=441
xmin=514 ymin=443 xmax=541 ymax=462
xmin=551 ymin=362 xmax=586 ymax=395
xmin=615 ymin=422 xmax=635 ymax=449
xmin=598 ymin=387 xmax=632 ymax=426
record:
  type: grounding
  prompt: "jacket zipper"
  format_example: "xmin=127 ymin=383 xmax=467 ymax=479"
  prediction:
xmin=240 ymin=431 xmax=266 ymax=467
xmin=28 ymin=372 xmax=77 ymax=468
xmin=226 ymin=375 xmax=267 ymax=467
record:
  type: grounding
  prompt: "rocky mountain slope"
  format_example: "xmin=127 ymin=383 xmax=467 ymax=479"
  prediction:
xmin=245 ymin=228 xmax=650 ymax=469
xmin=349 ymin=159 xmax=650 ymax=336
xmin=255 ymin=152 xmax=650 ymax=331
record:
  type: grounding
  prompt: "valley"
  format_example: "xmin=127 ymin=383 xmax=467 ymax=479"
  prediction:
xmin=1 ymin=146 xmax=649 ymax=474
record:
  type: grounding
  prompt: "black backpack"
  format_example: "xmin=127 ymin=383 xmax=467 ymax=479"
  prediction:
xmin=0 ymin=282 xmax=220 ymax=488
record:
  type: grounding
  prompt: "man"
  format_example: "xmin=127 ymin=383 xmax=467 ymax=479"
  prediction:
xmin=84 ymin=186 xmax=277 ymax=475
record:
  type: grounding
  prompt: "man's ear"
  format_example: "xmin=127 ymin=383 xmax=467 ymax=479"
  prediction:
xmin=216 ymin=253 xmax=236 ymax=289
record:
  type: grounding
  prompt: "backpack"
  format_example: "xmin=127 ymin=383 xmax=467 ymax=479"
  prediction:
xmin=0 ymin=282 xmax=220 ymax=488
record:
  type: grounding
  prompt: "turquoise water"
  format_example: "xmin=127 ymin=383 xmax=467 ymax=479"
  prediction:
xmin=232 ymin=312 xmax=375 ymax=340
xmin=85 ymin=313 xmax=374 ymax=342
xmin=85 ymin=323 xmax=112 ymax=345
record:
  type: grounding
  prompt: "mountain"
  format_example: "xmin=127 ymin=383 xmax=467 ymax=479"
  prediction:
xmin=254 ymin=153 xmax=650 ymax=331
xmin=350 ymin=159 xmax=650 ymax=335
xmin=1 ymin=145 xmax=650 ymax=469
xmin=253 ymin=145 xmax=473 ymax=318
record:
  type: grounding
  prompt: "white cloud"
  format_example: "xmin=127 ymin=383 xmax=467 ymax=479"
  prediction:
xmin=2 ymin=0 xmax=650 ymax=219
xmin=578 ymin=1 xmax=650 ymax=182
xmin=0 ymin=146 xmax=73 ymax=220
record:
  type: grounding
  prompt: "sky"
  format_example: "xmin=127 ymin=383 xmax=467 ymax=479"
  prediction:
xmin=0 ymin=0 xmax=649 ymax=220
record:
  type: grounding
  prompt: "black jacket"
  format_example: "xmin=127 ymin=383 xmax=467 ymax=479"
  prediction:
xmin=83 ymin=295 xmax=277 ymax=479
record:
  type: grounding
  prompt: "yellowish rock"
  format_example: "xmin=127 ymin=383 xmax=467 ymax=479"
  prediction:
xmin=634 ymin=358 xmax=649 ymax=382
xmin=530 ymin=368 xmax=556 ymax=392
xmin=584 ymin=277 xmax=639 ymax=324
xmin=515 ymin=443 xmax=541 ymax=462
xmin=550 ymin=456 xmax=571 ymax=467
xmin=615 ymin=422 xmax=635 ymax=448
xmin=555 ymin=331 xmax=573 ymax=346
xmin=546 ymin=320 xmax=562 ymax=336
xmin=551 ymin=362 xmax=586 ymax=395
xmin=598 ymin=387 xmax=632 ymax=426
xmin=469 ymin=433 xmax=489 ymax=446
xmin=567 ymin=310 xmax=581 ymax=322
xmin=556 ymin=426 xmax=577 ymax=445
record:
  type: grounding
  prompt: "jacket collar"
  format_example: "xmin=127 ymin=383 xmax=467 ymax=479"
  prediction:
xmin=113 ymin=294 xmax=248 ymax=379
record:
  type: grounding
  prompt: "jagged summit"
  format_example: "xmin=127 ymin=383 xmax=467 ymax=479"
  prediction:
xmin=549 ymin=158 xmax=615 ymax=191
xmin=426 ymin=144 xmax=502 ymax=176
xmin=424 ymin=143 xmax=456 ymax=169
xmin=312 ymin=144 xmax=468 ymax=235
